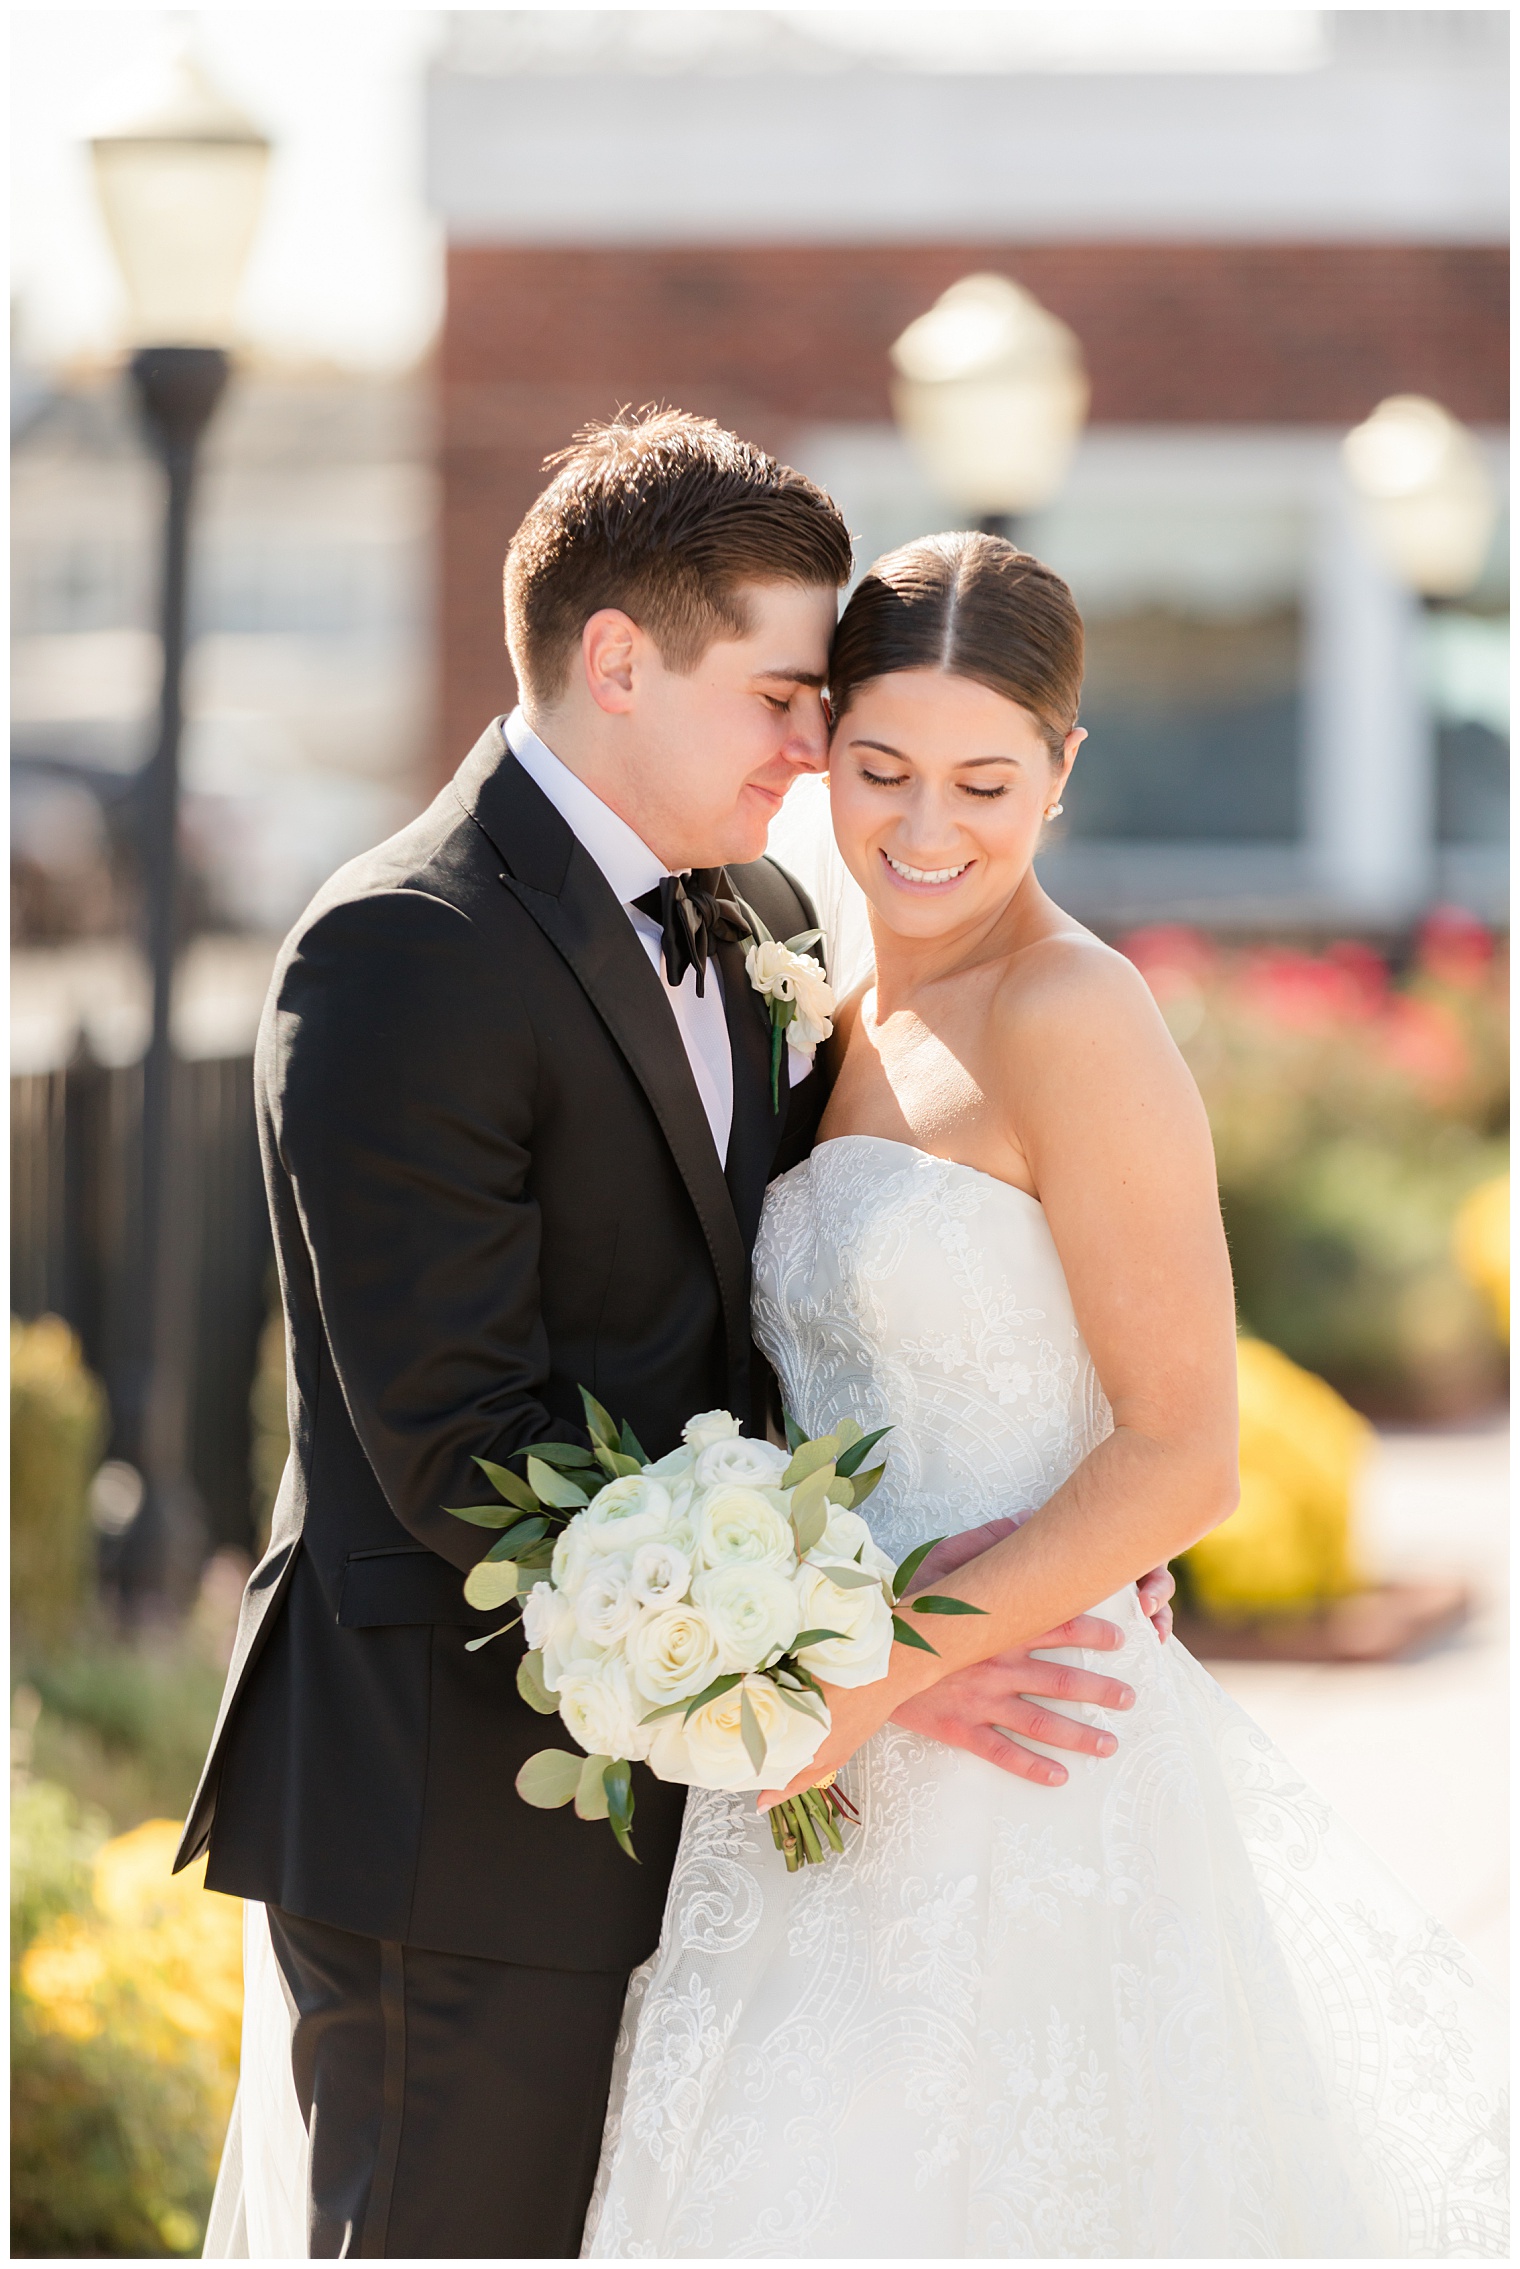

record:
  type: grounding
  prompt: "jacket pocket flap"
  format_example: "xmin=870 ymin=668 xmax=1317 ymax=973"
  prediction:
xmin=338 ymin=1547 xmax=499 ymax=1630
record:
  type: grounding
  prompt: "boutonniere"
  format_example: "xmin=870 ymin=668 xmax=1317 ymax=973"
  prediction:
xmin=744 ymin=924 xmax=835 ymax=1110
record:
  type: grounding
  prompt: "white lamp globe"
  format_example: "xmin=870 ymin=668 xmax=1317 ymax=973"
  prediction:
xmin=890 ymin=273 xmax=1090 ymax=517
xmin=90 ymin=52 xmax=270 ymax=349
xmin=1342 ymin=396 xmax=1498 ymax=599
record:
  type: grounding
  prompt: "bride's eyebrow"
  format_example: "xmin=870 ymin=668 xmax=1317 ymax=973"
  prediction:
xmin=847 ymin=737 xmax=909 ymax=759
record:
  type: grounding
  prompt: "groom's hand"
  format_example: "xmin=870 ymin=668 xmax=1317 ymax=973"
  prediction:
xmin=887 ymin=1521 xmax=1176 ymax=1788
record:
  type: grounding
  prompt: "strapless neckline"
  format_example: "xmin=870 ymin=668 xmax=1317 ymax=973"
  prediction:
xmin=806 ymin=1133 xmax=1045 ymax=1216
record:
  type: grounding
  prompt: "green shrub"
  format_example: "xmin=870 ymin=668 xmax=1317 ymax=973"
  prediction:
xmin=11 ymin=1318 xmax=108 ymax=1649
xmin=26 ymin=1640 xmax=227 ymax=1835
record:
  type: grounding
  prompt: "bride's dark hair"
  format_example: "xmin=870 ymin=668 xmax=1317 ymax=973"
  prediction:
xmin=828 ymin=530 xmax=1084 ymax=758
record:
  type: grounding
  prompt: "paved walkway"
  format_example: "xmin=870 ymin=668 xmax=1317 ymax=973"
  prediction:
xmin=1201 ymin=1420 xmax=1508 ymax=1983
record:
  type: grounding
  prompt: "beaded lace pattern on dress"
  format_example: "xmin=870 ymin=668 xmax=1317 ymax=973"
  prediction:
xmin=584 ymin=1138 xmax=1507 ymax=2260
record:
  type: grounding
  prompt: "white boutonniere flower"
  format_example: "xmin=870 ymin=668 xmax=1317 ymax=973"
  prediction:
xmin=744 ymin=927 xmax=835 ymax=1108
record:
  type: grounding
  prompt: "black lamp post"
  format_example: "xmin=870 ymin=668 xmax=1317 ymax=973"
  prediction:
xmin=90 ymin=52 xmax=269 ymax=1606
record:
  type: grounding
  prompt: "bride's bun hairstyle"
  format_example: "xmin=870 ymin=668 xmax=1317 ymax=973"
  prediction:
xmin=505 ymin=405 xmax=853 ymax=703
xmin=828 ymin=530 xmax=1084 ymax=759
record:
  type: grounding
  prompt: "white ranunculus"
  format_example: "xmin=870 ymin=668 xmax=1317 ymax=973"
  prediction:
xmin=807 ymin=1505 xmax=896 ymax=1583
xmin=693 ymin=1435 xmax=790 ymax=1491
xmin=577 ymin=1472 xmax=674 ymax=1555
xmin=661 ymin=1479 xmax=700 ymax=1557
xmin=744 ymin=940 xmax=835 ymax=1054
xmin=627 ymin=1538 xmax=692 ymax=1610
xmin=644 ymin=1443 xmax=696 ymax=1482
xmin=692 ymin=1562 xmax=801 ymax=1671
xmin=555 ymin=1654 xmax=650 ymax=1763
xmin=524 ymin=1583 xmax=585 ymax=1691
xmin=624 ymin=1602 xmax=723 ymax=1705
xmin=550 ymin=1517 xmax=596 ymax=1595
xmin=573 ymin=1554 xmax=641 ymax=1647
xmin=694 ymin=1485 xmax=795 ymax=1574
xmin=522 ymin=1579 xmax=564 ymax=1653
xmin=683 ymin=1674 xmax=829 ymax=1792
xmin=792 ymin=1563 xmax=895 ymax=1689
xmin=683 ymin=1409 xmax=742 ymax=1453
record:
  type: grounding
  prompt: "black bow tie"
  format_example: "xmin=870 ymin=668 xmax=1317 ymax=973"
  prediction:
xmin=633 ymin=872 xmax=751 ymax=998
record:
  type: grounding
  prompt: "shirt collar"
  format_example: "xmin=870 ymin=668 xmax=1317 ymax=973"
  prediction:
xmin=505 ymin=707 xmax=674 ymax=905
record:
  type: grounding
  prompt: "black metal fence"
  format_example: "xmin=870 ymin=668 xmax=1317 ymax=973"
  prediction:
xmin=11 ymin=1048 xmax=272 ymax=1560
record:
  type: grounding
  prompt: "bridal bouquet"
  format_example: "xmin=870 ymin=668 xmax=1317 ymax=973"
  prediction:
xmin=449 ymin=1392 xmax=975 ymax=1868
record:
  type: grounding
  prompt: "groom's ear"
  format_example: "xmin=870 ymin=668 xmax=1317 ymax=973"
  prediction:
xmin=581 ymin=609 xmax=642 ymax=713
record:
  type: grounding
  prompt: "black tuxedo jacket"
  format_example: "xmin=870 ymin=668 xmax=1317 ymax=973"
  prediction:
xmin=177 ymin=721 xmax=829 ymax=1972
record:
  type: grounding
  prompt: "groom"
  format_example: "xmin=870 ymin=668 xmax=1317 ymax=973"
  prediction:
xmin=178 ymin=409 xmax=1172 ymax=2258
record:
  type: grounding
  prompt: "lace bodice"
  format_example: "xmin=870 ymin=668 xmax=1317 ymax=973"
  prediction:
xmin=752 ymin=1136 xmax=1112 ymax=1566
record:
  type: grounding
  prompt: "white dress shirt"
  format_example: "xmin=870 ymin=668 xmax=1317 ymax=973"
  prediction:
xmin=508 ymin=709 xmax=815 ymax=1165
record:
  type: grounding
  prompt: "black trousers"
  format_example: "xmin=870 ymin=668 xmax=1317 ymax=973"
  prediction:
xmin=266 ymin=1906 xmax=630 ymax=2258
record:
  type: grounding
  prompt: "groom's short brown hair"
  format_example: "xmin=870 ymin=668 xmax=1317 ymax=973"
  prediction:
xmin=505 ymin=407 xmax=853 ymax=702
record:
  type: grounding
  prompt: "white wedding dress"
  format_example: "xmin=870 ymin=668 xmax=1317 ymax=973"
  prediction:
xmin=583 ymin=1135 xmax=1507 ymax=2259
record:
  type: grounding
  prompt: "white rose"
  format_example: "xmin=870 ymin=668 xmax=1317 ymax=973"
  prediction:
xmin=682 ymin=1409 xmax=742 ymax=1453
xmin=550 ymin=1515 xmax=596 ymax=1594
xmin=662 ymin=1479 xmax=700 ymax=1557
xmin=693 ymin=1435 xmax=790 ymax=1491
xmin=555 ymin=1654 xmax=650 ymax=1762
xmin=627 ymin=1538 xmax=692 ymax=1610
xmin=694 ymin=1485 xmax=796 ymax=1574
xmin=792 ymin=1563 xmax=895 ymax=1689
xmin=683 ymin=1674 xmax=829 ymax=1792
xmin=624 ymin=1603 xmax=723 ymax=1705
xmin=807 ymin=1505 xmax=896 ymax=1583
xmin=522 ymin=1579 xmax=566 ymax=1652
xmin=692 ymin=1563 xmax=801 ymax=1671
xmin=578 ymin=1472 xmax=674 ymax=1555
xmin=573 ymin=1554 xmax=641 ymax=1647
xmin=645 ymin=1711 xmax=698 ymax=1784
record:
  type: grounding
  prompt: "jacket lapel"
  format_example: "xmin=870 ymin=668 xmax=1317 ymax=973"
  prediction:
xmin=455 ymin=724 xmax=753 ymax=1391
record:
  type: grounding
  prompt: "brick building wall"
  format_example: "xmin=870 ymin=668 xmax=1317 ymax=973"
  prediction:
xmin=437 ymin=241 xmax=1506 ymax=771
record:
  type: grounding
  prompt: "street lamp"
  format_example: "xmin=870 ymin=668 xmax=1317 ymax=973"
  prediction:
xmin=889 ymin=273 xmax=1090 ymax=536
xmin=89 ymin=51 xmax=270 ymax=1605
xmin=1342 ymin=395 xmax=1498 ymax=599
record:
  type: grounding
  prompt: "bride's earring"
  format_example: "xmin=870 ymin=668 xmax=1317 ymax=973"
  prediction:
xmin=1044 ymin=801 xmax=1064 ymax=820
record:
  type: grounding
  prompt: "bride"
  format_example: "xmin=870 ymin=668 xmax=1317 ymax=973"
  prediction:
xmin=583 ymin=531 xmax=1507 ymax=2259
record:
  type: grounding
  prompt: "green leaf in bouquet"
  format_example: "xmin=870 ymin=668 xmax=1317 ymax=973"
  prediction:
xmin=811 ymin=1563 xmax=881 ymax=1590
xmin=774 ymin=1685 xmax=828 ymax=1726
xmin=528 ymin=1442 xmax=599 ymax=1468
xmin=464 ymin=1556 xmax=520 ymax=1611
xmin=526 ymin=1457 xmax=590 ymax=1508
xmin=824 ymin=1477 xmax=855 ymax=1507
xmin=516 ymin=1650 xmax=560 ymax=1714
xmin=891 ymin=1613 xmax=939 ymax=1656
xmin=604 ymin=1758 xmax=638 ymax=1861
xmin=575 ymin=1754 xmax=613 ymax=1819
xmin=791 ymin=1496 xmax=830 ymax=1559
xmin=443 ymin=1502 xmax=515 ymax=1529
xmin=892 ymin=1536 xmax=945 ymax=1601
xmin=579 ymin=1386 xmax=621 ymax=1451
xmin=680 ymin=1670 xmax=744 ymax=1723
xmin=781 ymin=1437 xmax=839 ymax=1489
xmin=491 ymin=1516 xmax=549 ymax=1558
xmin=908 ymin=1594 xmax=988 ymax=1616
xmin=465 ymin=1615 xmax=521 ymax=1653
xmin=474 ymin=1458 xmax=540 ymax=1513
xmin=831 ymin=1416 xmax=863 ymax=1450
xmin=835 ymin=1426 xmax=892 ymax=1479
xmin=783 ymin=1410 xmax=807 ymax=1454
xmin=516 ymin=1748 xmax=584 ymax=1807
xmin=618 ymin=1420 xmax=649 ymax=1464
xmin=847 ymin=1463 xmax=887 ymax=1507
xmin=789 ymin=1628 xmax=848 ymax=1650
xmin=739 ymin=1686 xmax=768 ymax=1777
xmin=594 ymin=1448 xmax=643 ymax=1480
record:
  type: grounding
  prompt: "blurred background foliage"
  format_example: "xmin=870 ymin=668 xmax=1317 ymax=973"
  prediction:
xmin=1124 ymin=910 xmax=1508 ymax=1418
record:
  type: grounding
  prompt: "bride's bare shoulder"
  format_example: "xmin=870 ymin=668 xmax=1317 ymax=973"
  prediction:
xmin=990 ymin=924 xmax=1181 ymax=1079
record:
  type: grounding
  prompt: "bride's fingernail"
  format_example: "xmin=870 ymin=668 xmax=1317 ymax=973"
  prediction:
xmin=1097 ymin=1733 xmax=1117 ymax=1756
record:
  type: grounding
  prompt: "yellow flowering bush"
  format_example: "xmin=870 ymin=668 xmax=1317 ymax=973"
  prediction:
xmin=12 ymin=1314 xmax=108 ymax=1648
xmin=1181 ymin=1337 xmax=1373 ymax=1624
xmin=1454 ymin=1173 xmax=1509 ymax=1339
xmin=13 ymin=1810 xmax=243 ymax=2257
